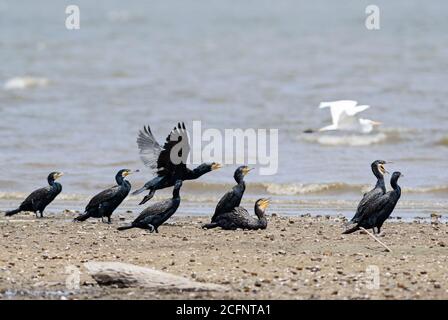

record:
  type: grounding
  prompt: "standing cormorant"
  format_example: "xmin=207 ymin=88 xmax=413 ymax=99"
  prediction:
xmin=203 ymin=198 xmax=269 ymax=230
xmin=211 ymin=166 xmax=252 ymax=222
xmin=346 ymin=160 xmax=389 ymax=226
xmin=343 ymin=172 xmax=402 ymax=235
xmin=117 ymin=180 xmax=182 ymax=233
xmin=5 ymin=172 xmax=63 ymax=218
xmin=74 ymin=169 xmax=132 ymax=223
xmin=132 ymin=123 xmax=221 ymax=205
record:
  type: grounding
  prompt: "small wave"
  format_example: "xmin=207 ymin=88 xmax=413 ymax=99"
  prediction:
xmin=0 ymin=192 xmax=88 ymax=201
xmin=405 ymin=185 xmax=448 ymax=194
xmin=302 ymin=132 xmax=389 ymax=146
xmin=263 ymin=182 xmax=363 ymax=195
xmin=316 ymin=133 xmax=388 ymax=146
xmin=0 ymin=183 xmax=445 ymax=202
xmin=3 ymin=76 xmax=49 ymax=90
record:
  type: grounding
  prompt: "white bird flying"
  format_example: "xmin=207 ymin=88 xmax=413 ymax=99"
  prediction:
xmin=319 ymin=100 xmax=381 ymax=133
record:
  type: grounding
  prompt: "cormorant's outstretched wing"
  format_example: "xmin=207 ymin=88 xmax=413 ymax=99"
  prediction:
xmin=157 ymin=122 xmax=190 ymax=176
xmin=137 ymin=125 xmax=163 ymax=173
xmin=133 ymin=199 xmax=173 ymax=223
xmin=137 ymin=123 xmax=190 ymax=176
xmin=85 ymin=186 xmax=121 ymax=210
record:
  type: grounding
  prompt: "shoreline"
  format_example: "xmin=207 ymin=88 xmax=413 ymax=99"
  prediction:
xmin=0 ymin=213 xmax=447 ymax=300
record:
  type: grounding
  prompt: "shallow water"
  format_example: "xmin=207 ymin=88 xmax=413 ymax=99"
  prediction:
xmin=0 ymin=1 xmax=447 ymax=215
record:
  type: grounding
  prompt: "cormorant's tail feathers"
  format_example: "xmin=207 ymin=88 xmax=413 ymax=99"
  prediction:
xmin=132 ymin=186 xmax=147 ymax=196
xmin=5 ymin=208 xmax=21 ymax=216
xmin=342 ymin=225 xmax=360 ymax=234
xmin=74 ymin=213 xmax=90 ymax=222
xmin=117 ymin=225 xmax=134 ymax=231
xmin=139 ymin=194 xmax=153 ymax=205
xmin=202 ymin=222 xmax=219 ymax=229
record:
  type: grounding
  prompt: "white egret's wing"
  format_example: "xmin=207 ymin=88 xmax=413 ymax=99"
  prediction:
xmin=345 ymin=104 xmax=370 ymax=116
xmin=319 ymin=100 xmax=358 ymax=127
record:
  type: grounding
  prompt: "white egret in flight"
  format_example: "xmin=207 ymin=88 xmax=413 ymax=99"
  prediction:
xmin=319 ymin=100 xmax=381 ymax=133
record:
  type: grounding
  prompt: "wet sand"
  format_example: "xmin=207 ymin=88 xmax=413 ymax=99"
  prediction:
xmin=0 ymin=211 xmax=447 ymax=300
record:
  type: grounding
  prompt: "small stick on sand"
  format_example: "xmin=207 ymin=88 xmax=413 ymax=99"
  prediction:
xmin=360 ymin=227 xmax=393 ymax=253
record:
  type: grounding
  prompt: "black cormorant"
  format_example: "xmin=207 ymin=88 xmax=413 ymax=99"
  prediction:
xmin=5 ymin=172 xmax=63 ymax=218
xmin=211 ymin=165 xmax=252 ymax=222
xmin=203 ymin=198 xmax=269 ymax=230
xmin=346 ymin=160 xmax=389 ymax=226
xmin=117 ymin=180 xmax=182 ymax=233
xmin=343 ymin=171 xmax=402 ymax=235
xmin=132 ymin=123 xmax=221 ymax=204
xmin=74 ymin=169 xmax=132 ymax=223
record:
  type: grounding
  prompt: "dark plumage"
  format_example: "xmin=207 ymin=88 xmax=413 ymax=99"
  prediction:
xmin=203 ymin=198 xmax=269 ymax=230
xmin=347 ymin=160 xmax=388 ymax=226
xmin=74 ymin=169 xmax=132 ymax=223
xmin=343 ymin=172 xmax=402 ymax=235
xmin=5 ymin=172 xmax=63 ymax=218
xmin=118 ymin=180 xmax=182 ymax=233
xmin=211 ymin=166 xmax=252 ymax=222
xmin=132 ymin=123 xmax=221 ymax=205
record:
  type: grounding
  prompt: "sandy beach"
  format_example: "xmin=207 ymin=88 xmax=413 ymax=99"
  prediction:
xmin=0 ymin=211 xmax=447 ymax=300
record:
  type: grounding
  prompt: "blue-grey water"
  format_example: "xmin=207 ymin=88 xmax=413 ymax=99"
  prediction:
xmin=0 ymin=1 xmax=447 ymax=217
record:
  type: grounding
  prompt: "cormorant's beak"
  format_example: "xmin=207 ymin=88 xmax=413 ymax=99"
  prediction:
xmin=55 ymin=172 xmax=64 ymax=179
xmin=379 ymin=164 xmax=389 ymax=175
xmin=242 ymin=167 xmax=253 ymax=175
xmin=122 ymin=170 xmax=133 ymax=177
xmin=371 ymin=121 xmax=382 ymax=126
xmin=258 ymin=198 xmax=270 ymax=210
xmin=211 ymin=163 xmax=222 ymax=170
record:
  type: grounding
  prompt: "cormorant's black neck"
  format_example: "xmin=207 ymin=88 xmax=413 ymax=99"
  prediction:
xmin=254 ymin=204 xmax=267 ymax=229
xmin=391 ymin=176 xmax=401 ymax=193
xmin=47 ymin=176 xmax=55 ymax=186
xmin=115 ymin=174 xmax=125 ymax=185
xmin=234 ymin=172 xmax=245 ymax=184
xmin=371 ymin=165 xmax=385 ymax=192
xmin=186 ymin=164 xmax=211 ymax=180
xmin=173 ymin=186 xmax=181 ymax=199
xmin=375 ymin=176 xmax=386 ymax=192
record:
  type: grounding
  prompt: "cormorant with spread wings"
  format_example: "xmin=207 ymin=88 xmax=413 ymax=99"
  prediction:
xmin=132 ymin=122 xmax=221 ymax=205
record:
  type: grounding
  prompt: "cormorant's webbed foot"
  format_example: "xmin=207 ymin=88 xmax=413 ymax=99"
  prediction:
xmin=147 ymin=224 xmax=155 ymax=233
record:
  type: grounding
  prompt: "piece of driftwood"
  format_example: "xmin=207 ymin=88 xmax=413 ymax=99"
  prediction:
xmin=84 ymin=261 xmax=228 ymax=292
xmin=360 ymin=227 xmax=393 ymax=252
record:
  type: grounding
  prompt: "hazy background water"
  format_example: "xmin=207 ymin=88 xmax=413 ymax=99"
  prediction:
xmin=0 ymin=1 xmax=447 ymax=216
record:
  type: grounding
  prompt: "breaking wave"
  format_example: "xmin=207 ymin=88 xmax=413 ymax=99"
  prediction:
xmin=3 ymin=76 xmax=49 ymax=90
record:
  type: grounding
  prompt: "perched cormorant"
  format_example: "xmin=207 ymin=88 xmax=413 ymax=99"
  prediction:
xmin=74 ymin=169 xmax=132 ymax=223
xmin=5 ymin=172 xmax=63 ymax=218
xmin=203 ymin=198 xmax=269 ymax=230
xmin=346 ymin=160 xmax=389 ymax=226
xmin=343 ymin=172 xmax=402 ymax=235
xmin=117 ymin=180 xmax=182 ymax=233
xmin=132 ymin=123 xmax=221 ymax=205
xmin=211 ymin=165 xmax=252 ymax=222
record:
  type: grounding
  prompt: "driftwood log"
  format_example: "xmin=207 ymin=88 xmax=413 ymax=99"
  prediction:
xmin=84 ymin=261 xmax=228 ymax=292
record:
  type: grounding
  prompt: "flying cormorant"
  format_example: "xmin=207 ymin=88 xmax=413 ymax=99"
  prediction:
xmin=211 ymin=165 xmax=252 ymax=222
xmin=132 ymin=123 xmax=221 ymax=205
xmin=74 ymin=169 xmax=132 ymax=223
xmin=117 ymin=180 xmax=182 ymax=233
xmin=5 ymin=172 xmax=63 ymax=218
xmin=203 ymin=198 xmax=269 ymax=230
xmin=343 ymin=171 xmax=402 ymax=235
xmin=346 ymin=160 xmax=389 ymax=226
